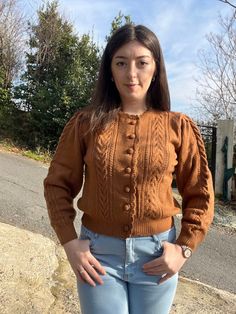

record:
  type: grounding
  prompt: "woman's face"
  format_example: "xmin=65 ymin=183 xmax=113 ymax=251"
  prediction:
xmin=111 ymin=40 xmax=156 ymax=105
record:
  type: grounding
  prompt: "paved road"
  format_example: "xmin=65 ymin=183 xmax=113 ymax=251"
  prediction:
xmin=0 ymin=150 xmax=235 ymax=294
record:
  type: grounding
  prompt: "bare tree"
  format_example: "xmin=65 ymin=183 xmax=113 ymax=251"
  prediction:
xmin=218 ymin=0 xmax=236 ymax=9
xmin=194 ymin=11 xmax=236 ymax=123
xmin=0 ymin=0 xmax=26 ymax=88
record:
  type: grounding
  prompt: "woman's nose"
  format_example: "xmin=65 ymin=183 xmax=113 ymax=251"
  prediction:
xmin=127 ymin=63 xmax=137 ymax=79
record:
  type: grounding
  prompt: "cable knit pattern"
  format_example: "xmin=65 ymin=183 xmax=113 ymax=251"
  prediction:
xmin=94 ymin=121 xmax=116 ymax=220
xmin=144 ymin=113 xmax=168 ymax=220
xmin=44 ymin=109 xmax=214 ymax=250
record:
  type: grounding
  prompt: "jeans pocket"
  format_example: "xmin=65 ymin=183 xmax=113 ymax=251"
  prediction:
xmin=160 ymin=226 xmax=176 ymax=244
xmin=79 ymin=225 xmax=98 ymax=247
xmin=151 ymin=236 xmax=164 ymax=256
xmin=152 ymin=226 xmax=176 ymax=254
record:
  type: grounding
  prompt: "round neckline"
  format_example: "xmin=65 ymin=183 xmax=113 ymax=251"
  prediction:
xmin=118 ymin=108 xmax=150 ymax=119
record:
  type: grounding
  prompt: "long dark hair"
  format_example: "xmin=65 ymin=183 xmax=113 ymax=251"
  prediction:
xmin=83 ymin=24 xmax=170 ymax=133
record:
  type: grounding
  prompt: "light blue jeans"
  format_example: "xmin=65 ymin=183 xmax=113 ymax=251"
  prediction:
xmin=77 ymin=224 xmax=178 ymax=314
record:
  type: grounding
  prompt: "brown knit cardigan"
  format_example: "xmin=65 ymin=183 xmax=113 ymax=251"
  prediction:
xmin=44 ymin=108 xmax=214 ymax=250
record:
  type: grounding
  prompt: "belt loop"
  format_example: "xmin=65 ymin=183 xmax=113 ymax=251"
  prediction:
xmin=152 ymin=234 xmax=159 ymax=241
xmin=81 ymin=225 xmax=95 ymax=241
xmin=152 ymin=234 xmax=163 ymax=251
xmin=159 ymin=239 xmax=163 ymax=250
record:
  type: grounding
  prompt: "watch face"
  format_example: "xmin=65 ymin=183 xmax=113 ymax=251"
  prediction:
xmin=184 ymin=248 xmax=192 ymax=258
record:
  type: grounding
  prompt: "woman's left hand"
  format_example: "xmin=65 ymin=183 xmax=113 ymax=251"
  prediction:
xmin=142 ymin=242 xmax=187 ymax=284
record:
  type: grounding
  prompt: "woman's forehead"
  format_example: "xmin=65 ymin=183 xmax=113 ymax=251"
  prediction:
xmin=113 ymin=41 xmax=153 ymax=59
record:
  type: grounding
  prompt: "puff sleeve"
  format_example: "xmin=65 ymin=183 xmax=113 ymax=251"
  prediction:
xmin=175 ymin=114 xmax=215 ymax=251
xmin=43 ymin=111 xmax=85 ymax=245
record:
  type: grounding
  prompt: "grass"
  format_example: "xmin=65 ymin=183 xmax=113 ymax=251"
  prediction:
xmin=0 ymin=138 xmax=52 ymax=164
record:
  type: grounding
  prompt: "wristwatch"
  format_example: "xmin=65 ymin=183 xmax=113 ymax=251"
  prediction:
xmin=179 ymin=245 xmax=192 ymax=258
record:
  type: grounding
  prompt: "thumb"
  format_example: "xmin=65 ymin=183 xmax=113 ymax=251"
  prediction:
xmin=161 ymin=241 xmax=169 ymax=250
xmin=158 ymin=273 xmax=172 ymax=285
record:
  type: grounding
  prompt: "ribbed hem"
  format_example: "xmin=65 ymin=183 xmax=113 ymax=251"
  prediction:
xmin=132 ymin=217 xmax=174 ymax=236
xmin=82 ymin=215 xmax=173 ymax=238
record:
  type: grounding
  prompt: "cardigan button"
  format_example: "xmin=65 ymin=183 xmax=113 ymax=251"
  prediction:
xmin=128 ymin=134 xmax=135 ymax=139
xmin=124 ymin=186 xmax=130 ymax=193
xmin=123 ymin=225 xmax=130 ymax=232
xmin=127 ymin=148 xmax=134 ymax=154
xmin=125 ymin=167 xmax=132 ymax=174
xmin=123 ymin=204 xmax=130 ymax=211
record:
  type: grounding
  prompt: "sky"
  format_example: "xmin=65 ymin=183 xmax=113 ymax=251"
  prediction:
xmin=19 ymin=0 xmax=235 ymax=116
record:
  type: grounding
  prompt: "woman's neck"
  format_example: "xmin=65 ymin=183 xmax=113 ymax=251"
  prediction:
xmin=120 ymin=100 xmax=148 ymax=115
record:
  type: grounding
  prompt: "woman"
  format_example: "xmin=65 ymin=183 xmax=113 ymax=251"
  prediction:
xmin=44 ymin=24 xmax=214 ymax=314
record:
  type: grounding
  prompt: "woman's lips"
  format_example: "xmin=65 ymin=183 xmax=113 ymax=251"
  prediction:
xmin=125 ymin=84 xmax=139 ymax=90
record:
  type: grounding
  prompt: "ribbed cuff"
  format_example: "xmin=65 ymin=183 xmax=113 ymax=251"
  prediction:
xmin=53 ymin=223 xmax=78 ymax=245
xmin=175 ymin=232 xmax=203 ymax=252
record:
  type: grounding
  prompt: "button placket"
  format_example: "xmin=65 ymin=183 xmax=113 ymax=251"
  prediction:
xmin=126 ymin=125 xmax=135 ymax=191
xmin=122 ymin=118 xmax=137 ymax=216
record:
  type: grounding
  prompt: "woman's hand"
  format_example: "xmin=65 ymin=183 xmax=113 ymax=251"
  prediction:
xmin=142 ymin=242 xmax=187 ymax=284
xmin=63 ymin=238 xmax=106 ymax=287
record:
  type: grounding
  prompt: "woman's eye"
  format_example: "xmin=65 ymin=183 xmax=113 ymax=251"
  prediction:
xmin=116 ymin=61 xmax=126 ymax=66
xmin=140 ymin=61 xmax=148 ymax=66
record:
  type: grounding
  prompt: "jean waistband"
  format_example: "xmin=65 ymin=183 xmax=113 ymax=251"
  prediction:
xmin=80 ymin=224 xmax=176 ymax=243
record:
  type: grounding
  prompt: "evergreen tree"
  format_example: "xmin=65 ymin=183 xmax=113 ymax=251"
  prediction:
xmin=14 ymin=1 xmax=100 ymax=150
xmin=105 ymin=11 xmax=134 ymax=43
xmin=0 ymin=67 xmax=12 ymax=136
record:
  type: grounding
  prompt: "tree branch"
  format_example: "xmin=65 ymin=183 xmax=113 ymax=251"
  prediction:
xmin=218 ymin=0 xmax=236 ymax=9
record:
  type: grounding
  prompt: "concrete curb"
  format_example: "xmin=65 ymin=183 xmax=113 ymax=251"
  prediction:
xmin=172 ymin=276 xmax=236 ymax=313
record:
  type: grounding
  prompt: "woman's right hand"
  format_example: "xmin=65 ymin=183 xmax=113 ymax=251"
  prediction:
xmin=63 ymin=237 xmax=106 ymax=287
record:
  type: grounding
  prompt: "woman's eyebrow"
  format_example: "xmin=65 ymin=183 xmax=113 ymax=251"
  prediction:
xmin=114 ymin=55 xmax=152 ymax=59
